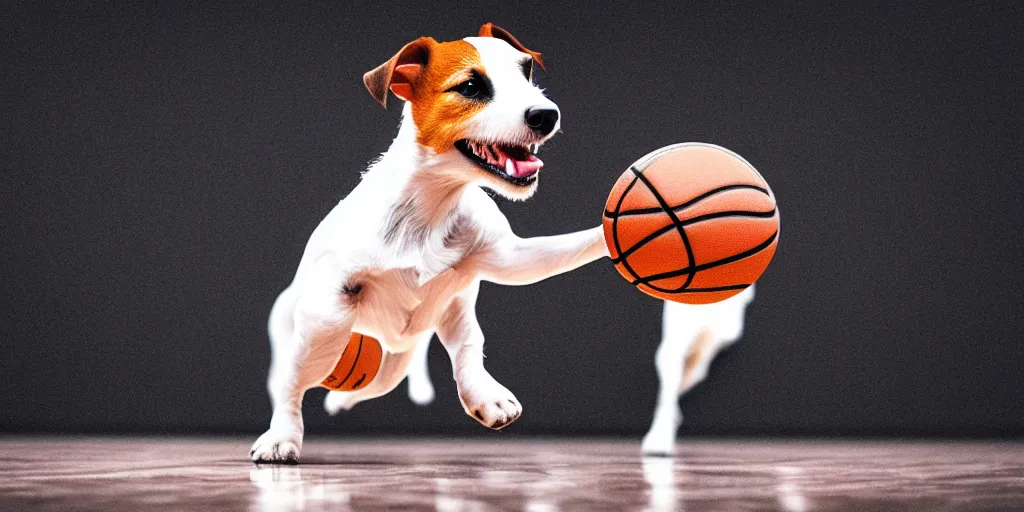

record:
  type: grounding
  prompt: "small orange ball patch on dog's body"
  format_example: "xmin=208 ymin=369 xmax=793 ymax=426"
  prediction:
xmin=320 ymin=333 xmax=383 ymax=392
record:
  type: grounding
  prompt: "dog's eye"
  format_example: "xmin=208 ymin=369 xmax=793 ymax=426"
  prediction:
xmin=455 ymin=78 xmax=482 ymax=98
xmin=448 ymin=72 xmax=492 ymax=101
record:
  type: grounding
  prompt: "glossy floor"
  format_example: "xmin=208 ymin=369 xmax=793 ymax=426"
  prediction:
xmin=1 ymin=438 xmax=1022 ymax=511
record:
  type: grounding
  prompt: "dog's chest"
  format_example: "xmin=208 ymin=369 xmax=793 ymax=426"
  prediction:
xmin=368 ymin=213 xmax=474 ymax=287
xmin=362 ymin=215 xmax=482 ymax=339
xmin=394 ymin=213 xmax=481 ymax=284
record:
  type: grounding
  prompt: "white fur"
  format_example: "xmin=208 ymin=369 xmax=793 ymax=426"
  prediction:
xmin=251 ymin=39 xmax=605 ymax=463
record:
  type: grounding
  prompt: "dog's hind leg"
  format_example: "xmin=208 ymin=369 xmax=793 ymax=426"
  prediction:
xmin=680 ymin=286 xmax=756 ymax=394
xmin=641 ymin=301 xmax=702 ymax=456
xmin=643 ymin=287 xmax=757 ymax=456
xmin=268 ymin=286 xmax=298 ymax=353
xmin=406 ymin=333 xmax=436 ymax=406
xmin=252 ymin=261 xmax=355 ymax=464
xmin=679 ymin=331 xmax=724 ymax=395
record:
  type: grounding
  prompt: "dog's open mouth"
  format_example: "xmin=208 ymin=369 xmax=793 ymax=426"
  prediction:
xmin=454 ymin=140 xmax=543 ymax=186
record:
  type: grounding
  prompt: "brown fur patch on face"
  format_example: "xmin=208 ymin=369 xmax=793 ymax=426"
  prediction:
xmin=404 ymin=40 xmax=487 ymax=153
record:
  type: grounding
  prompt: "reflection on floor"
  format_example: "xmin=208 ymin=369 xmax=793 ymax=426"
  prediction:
xmin=1 ymin=438 xmax=1022 ymax=511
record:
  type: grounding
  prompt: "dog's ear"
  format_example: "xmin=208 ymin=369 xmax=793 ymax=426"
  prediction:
xmin=478 ymin=23 xmax=545 ymax=71
xmin=363 ymin=37 xmax=434 ymax=108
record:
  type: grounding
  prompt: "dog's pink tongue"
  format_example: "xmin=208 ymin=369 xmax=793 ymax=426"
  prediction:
xmin=510 ymin=154 xmax=543 ymax=178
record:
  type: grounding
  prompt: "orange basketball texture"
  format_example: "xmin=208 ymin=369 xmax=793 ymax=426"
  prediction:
xmin=603 ymin=143 xmax=779 ymax=304
xmin=320 ymin=333 xmax=383 ymax=392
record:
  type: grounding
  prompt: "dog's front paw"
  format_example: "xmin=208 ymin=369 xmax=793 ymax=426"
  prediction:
xmin=250 ymin=429 xmax=302 ymax=464
xmin=458 ymin=373 xmax=522 ymax=429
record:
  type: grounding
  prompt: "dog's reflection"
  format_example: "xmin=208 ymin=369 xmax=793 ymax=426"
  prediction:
xmin=431 ymin=477 xmax=493 ymax=512
xmin=774 ymin=465 xmax=808 ymax=512
xmin=248 ymin=463 xmax=521 ymax=512
xmin=640 ymin=455 xmax=809 ymax=512
xmin=248 ymin=450 xmax=807 ymax=511
xmin=643 ymin=456 xmax=683 ymax=511
xmin=249 ymin=466 xmax=351 ymax=512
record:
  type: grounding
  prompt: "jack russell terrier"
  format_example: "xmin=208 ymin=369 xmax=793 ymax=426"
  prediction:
xmin=405 ymin=289 xmax=756 ymax=456
xmin=251 ymin=24 xmax=608 ymax=463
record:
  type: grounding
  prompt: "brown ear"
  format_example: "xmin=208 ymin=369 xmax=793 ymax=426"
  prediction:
xmin=363 ymin=37 xmax=434 ymax=108
xmin=478 ymin=23 xmax=545 ymax=70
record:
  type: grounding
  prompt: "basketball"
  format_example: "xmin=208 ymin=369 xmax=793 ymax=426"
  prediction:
xmin=320 ymin=332 xmax=383 ymax=392
xmin=603 ymin=143 xmax=779 ymax=304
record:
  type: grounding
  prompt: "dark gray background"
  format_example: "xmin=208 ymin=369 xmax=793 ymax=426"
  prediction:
xmin=2 ymin=1 xmax=1022 ymax=437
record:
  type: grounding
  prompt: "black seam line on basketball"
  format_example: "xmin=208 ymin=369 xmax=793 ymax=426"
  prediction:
xmin=603 ymin=184 xmax=770 ymax=219
xmin=611 ymin=173 xmax=645 ymax=284
xmin=632 ymin=231 xmax=777 ymax=289
xmin=337 ymin=334 xmax=364 ymax=388
xmin=630 ymin=230 xmax=778 ymax=289
xmin=608 ymin=208 xmax=777 ymax=264
xmin=352 ymin=373 xmax=367 ymax=389
xmin=671 ymin=284 xmax=751 ymax=293
xmin=630 ymin=166 xmax=698 ymax=290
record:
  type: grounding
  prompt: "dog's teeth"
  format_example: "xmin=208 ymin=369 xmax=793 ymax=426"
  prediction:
xmin=505 ymin=156 xmax=515 ymax=176
xmin=530 ymin=144 xmax=538 ymax=154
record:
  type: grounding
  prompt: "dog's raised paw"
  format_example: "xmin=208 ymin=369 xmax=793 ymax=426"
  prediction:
xmin=470 ymin=398 xmax=522 ymax=429
xmin=250 ymin=429 xmax=302 ymax=464
xmin=460 ymin=378 xmax=523 ymax=430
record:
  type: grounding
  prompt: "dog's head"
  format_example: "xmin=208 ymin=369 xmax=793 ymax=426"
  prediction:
xmin=364 ymin=24 xmax=559 ymax=200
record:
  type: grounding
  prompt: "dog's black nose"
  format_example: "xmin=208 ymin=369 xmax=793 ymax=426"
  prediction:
xmin=525 ymin=108 xmax=559 ymax=136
